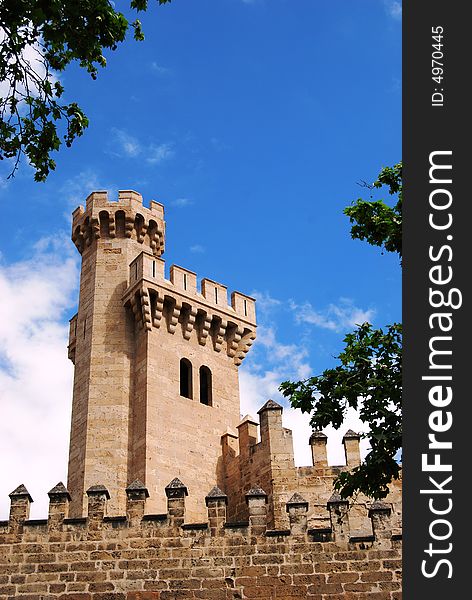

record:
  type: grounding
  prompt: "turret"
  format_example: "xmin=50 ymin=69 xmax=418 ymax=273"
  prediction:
xmin=71 ymin=190 xmax=165 ymax=256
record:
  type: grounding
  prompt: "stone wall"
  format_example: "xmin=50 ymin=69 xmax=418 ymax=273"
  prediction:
xmin=221 ymin=401 xmax=402 ymax=535
xmin=0 ymin=481 xmax=402 ymax=600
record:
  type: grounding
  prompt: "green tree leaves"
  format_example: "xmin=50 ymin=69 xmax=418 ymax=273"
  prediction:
xmin=344 ymin=162 xmax=402 ymax=257
xmin=0 ymin=0 xmax=171 ymax=181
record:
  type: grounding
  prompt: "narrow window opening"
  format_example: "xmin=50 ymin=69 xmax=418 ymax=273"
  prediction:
xmin=115 ymin=211 xmax=126 ymax=237
xmin=149 ymin=290 xmax=157 ymax=320
xmin=135 ymin=262 xmax=138 ymax=280
xmin=244 ymin=299 xmax=247 ymax=317
xmin=162 ymin=297 xmax=175 ymax=330
xmin=215 ymin=287 xmax=218 ymax=304
xmin=135 ymin=214 xmax=144 ymax=241
xmin=99 ymin=211 xmax=110 ymax=237
xmin=180 ymin=358 xmax=193 ymax=399
xmin=183 ymin=273 xmax=187 ymax=290
xmin=83 ymin=317 xmax=86 ymax=339
xmin=199 ymin=366 xmax=212 ymax=406
xmin=152 ymin=261 xmax=156 ymax=278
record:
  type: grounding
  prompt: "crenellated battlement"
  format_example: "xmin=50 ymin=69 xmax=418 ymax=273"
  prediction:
xmin=71 ymin=190 xmax=165 ymax=255
xmin=122 ymin=251 xmax=256 ymax=366
xmin=221 ymin=400 xmax=402 ymax=535
xmin=0 ymin=479 xmax=399 ymax=548
xmin=0 ymin=478 xmax=401 ymax=599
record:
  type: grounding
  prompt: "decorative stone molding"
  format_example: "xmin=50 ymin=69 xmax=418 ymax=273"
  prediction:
xmin=213 ymin=318 xmax=228 ymax=352
xmin=123 ymin=251 xmax=257 ymax=366
xmin=71 ymin=190 xmax=165 ymax=256
xmin=182 ymin=306 xmax=197 ymax=340
xmin=198 ymin=312 xmax=212 ymax=346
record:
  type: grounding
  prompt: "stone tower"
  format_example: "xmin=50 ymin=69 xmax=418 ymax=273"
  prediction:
xmin=67 ymin=191 xmax=256 ymax=519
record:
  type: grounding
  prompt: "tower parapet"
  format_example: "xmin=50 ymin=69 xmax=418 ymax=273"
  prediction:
xmin=123 ymin=251 xmax=256 ymax=366
xmin=71 ymin=190 xmax=165 ymax=256
xmin=221 ymin=401 xmax=402 ymax=534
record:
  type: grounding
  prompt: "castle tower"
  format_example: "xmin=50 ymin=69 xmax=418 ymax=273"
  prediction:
xmin=67 ymin=191 xmax=256 ymax=519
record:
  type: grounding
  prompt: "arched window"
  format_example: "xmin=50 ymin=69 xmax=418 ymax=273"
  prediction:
xmin=99 ymin=211 xmax=110 ymax=237
xmin=115 ymin=210 xmax=126 ymax=237
xmin=199 ymin=366 xmax=212 ymax=406
xmin=180 ymin=358 xmax=192 ymax=399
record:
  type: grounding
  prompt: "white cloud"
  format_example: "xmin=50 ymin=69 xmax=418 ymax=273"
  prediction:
xmin=190 ymin=244 xmax=205 ymax=254
xmin=0 ymin=238 xmax=79 ymax=519
xmin=111 ymin=128 xmax=142 ymax=158
xmin=252 ymin=290 xmax=374 ymax=333
xmin=60 ymin=169 xmax=111 ymax=205
xmin=292 ymin=298 xmax=375 ymax=332
xmin=255 ymin=326 xmax=311 ymax=379
xmin=171 ymin=198 xmax=193 ymax=208
xmin=384 ymin=1 xmax=402 ymax=20
xmin=150 ymin=62 xmax=170 ymax=75
xmin=251 ymin=291 xmax=282 ymax=313
xmin=147 ymin=143 xmax=175 ymax=165
xmin=108 ymin=130 xmax=175 ymax=166
xmin=0 ymin=27 xmax=59 ymax=101
xmin=210 ymin=137 xmax=229 ymax=152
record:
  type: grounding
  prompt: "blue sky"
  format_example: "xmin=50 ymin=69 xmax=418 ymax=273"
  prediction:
xmin=0 ymin=1 xmax=401 ymax=517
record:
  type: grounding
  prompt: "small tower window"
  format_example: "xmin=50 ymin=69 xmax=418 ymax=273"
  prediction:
xmin=199 ymin=366 xmax=212 ymax=406
xmin=180 ymin=358 xmax=193 ymax=399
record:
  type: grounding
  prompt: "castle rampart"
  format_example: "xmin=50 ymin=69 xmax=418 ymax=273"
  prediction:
xmin=122 ymin=251 xmax=256 ymax=365
xmin=0 ymin=478 xmax=402 ymax=599
xmin=221 ymin=401 xmax=402 ymax=537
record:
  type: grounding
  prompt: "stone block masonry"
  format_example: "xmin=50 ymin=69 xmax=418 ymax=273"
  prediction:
xmin=222 ymin=401 xmax=402 ymax=535
xmin=0 ymin=480 xmax=402 ymax=599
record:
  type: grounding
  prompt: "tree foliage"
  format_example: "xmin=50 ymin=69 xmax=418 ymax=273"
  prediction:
xmin=0 ymin=0 xmax=171 ymax=181
xmin=280 ymin=162 xmax=402 ymax=500
xmin=345 ymin=162 xmax=402 ymax=257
